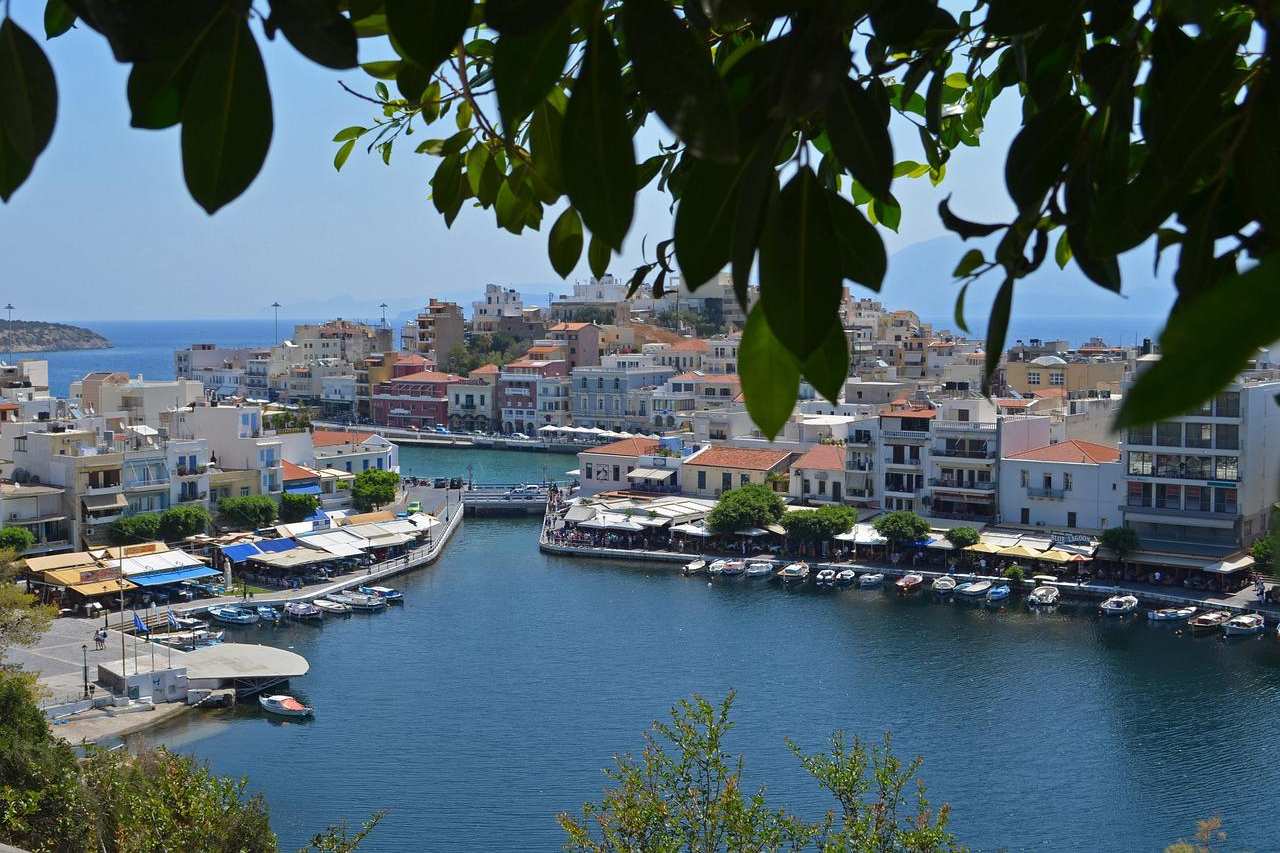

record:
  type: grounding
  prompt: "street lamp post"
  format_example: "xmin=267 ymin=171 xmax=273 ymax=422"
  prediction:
xmin=81 ymin=644 xmax=88 ymax=699
xmin=271 ymin=302 xmax=282 ymax=344
xmin=3 ymin=303 xmax=13 ymax=365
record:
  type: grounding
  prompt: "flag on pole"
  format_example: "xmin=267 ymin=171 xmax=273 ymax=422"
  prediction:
xmin=167 ymin=609 xmax=179 ymax=631
xmin=132 ymin=611 xmax=148 ymax=634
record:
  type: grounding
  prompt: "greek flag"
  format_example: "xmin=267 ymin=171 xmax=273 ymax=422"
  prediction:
xmin=167 ymin=609 xmax=179 ymax=631
xmin=132 ymin=611 xmax=148 ymax=634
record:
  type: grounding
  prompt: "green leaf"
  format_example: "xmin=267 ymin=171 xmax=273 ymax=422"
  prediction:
xmin=983 ymin=277 xmax=1014 ymax=395
xmin=548 ymin=207 xmax=583 ymax=278
xmin=431 ymin=153 xmax=464 ymax=225
xmin=374 ymin=81 xmax=389 ymax=101
xmin=740 ymin=305 xmax=799 ymax=440
xmin=385 ymin=0 xmax=472 ymax=71
xmin=825 ymin=190 xmax=886 ymax=292
xmin=180 ymin=14 xmax=273 ymax=215
xmin=925 ymin=68 xmax=944 ymax=134
xmin=938 ymin=195 xmax=1004 ymax=239
xmin=562 ymin=23 xmax=636 ymax=250
xmin=673 ymin=157 xmax=739 ymax=291
xmin=1117 ymin=254 xmax=1280 ymax=427
xmin=267 ymin=0 xmax=357 ymax=69
xmin=0 ymin=17 xmax=58 ymax=177
xmin=952 ymin=248 xmax=984 ymax=278
xmin=44 ymin=0 xmax=77 ymax=39
xmin=826 ymin=79 xmax=893 ymax=201
xmin=361 ymin=60 xmax=401 ymax=79
xmin=333 ymin=138 xmax=355 ymax=171
xmin=1004 ymin=97 xmax=1084 ymax=212
xmin=802 ymin=322 xmax=849 ymax=406
xmin=0 ymin=134 xmax=33 ymax=203
xmin=396 ymin=61 xmax=430 ymax=101
xmin=528 ymin=101 xmax=564 ymax=196
xmin=622 ymin=0 xmax=736 ymax=161
xmin=455 ymin=98 xmax=473 ymax=130
xmin=495 ymin=178 xmax=531 ymax=234
xmin=494 ymin=13 xmax=569 ymax=135
xmin=953 ymin=281 xmax=970 ymax=334
xmin=485 ymin=0 xmax=570 ymax=34
xmin=587 ymin=232 xmax=610 ymax=279
xmin=1053 ymin=231 xmax=1071 ymax=269
xmin=759 ymin=167 xmax=843 ymax=361
xmin=872 ymin=194 xmax=901 ymax=232
xmin=332 ymin=125 xmax=366 ymax=142
xmin=729 ymin=131 xmax=779 ymax=307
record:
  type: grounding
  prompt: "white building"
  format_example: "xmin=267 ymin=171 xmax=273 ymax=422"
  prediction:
xmin=999 ymin=439 xmax=1123 ymax=533
xmin=310 ymin=430 xmax=398 ymax=475
xmin=471 ymin=284 xmax=525 ymax=332
xmin=71 ymin=373 xmax=205 ymax=428
xmin=165 ymin=404 xmax=284 ymax=497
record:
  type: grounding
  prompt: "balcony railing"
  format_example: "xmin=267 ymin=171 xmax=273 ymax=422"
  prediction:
xmin=930 ymin=478 xmax=996 ymax=491
xmin=883 ymin=456 xmax=923 ymax=466
xmin=931 ymin=447 xmax=996 ymax=460
xmin=124 ymin=476 xmax=170 ymax=489
xmin=933 ymin=419 xmax=997 ymax=432
xmin=1026 ymin=486 xmax=1065 ymax=499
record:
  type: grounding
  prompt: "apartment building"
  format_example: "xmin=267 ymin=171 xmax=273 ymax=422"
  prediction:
xmin=680 ymin=445 xmax=792 ymax=498
xmin=166 ymin=404 xmax=284 ymax=498
xmin=8 ymin=426 xmax=125 ymax=549
xmin=311 ymin=429 xmax=398 ymax=475
xmin=1000 ymin=440 xmax=1122 ymax=533
xmin=705 ymin=336 xmax=740 ymax=374
xmin=1119 ymin=365 xmax=1280 ymax=558
xmin=370 ymin=369 xmax=464 ymax=429
xmin=498 ymin=358 xmax=566 ymax=434
xmin=578 ymin=436 xmax=660 ymax=496
xmin=71 ymin=372 xmax=204 ymax=427
xmin=547 ymin=322 xmax=602 ymax=370
xmin=647 ymin=338 xmax=709 ymax=373
xmin=790 ymin=444 xmax=847 ymax=504
xmin=0 ymin=482 xmax=70 ymax=555
xmin=354 ymin=352 xmax=400 ymax=422
xmin=1004 ymin=355 xmax=1126 ymax=396
xmin=471 ymin=284 xmax=524 ymax=332
xmin=406 ymin=299 xmax=465 ymax=364
xmin=571 ymin=355 xmax=675 ymax=432
xmin=536 ymin=374 xmax=571 ymax=428
xmin=0 ymin=360 xmax=49 ymax=402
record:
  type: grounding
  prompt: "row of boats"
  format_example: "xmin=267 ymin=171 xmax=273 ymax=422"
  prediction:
xmin=682 ymin=559 xmax=1273 ymax=636
xmin=206 ymin=586 xmax=405 ymax=626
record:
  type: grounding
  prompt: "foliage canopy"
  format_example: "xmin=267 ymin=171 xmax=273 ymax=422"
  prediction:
xmin=780 ymin=504 xmax=858 ymax=543
xmin=280 ymin=492 xmax=322 ymax=523
xmin=944 ymin=526 xmax=980 ymax=549
xmin=351 ymin=468 xmax=400 ymax=511
xmin=873 ymin=510 xmax=931 ymax=547
xmin=8 ymin=1 xmax=1280 ymax=433
xmin=218 ymin=495 xmax=279 ymax=531
xmin=705 ymin=483 xmax=784 ymax=533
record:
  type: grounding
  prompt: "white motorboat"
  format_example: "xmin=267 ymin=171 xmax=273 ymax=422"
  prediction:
xmin=285 ymin=601 xmax=323 ymax=622
xmin=313 ymin=598 xmax=351 ymax=615
xmin=1224 ymin=613 xmax=1266 ymax=637
xmin=719 ymin=560 xmax=746 ymax=578
xmin=1190 ymin=610 xmax=1232 ymax=634
xmin=776 ymin=562 xmax=809 ymax=584
xmin=359 ymin=585 xmax=404 ymax=603
xmin=895 ymin=573 xmax=924 ymax=595
xmin=745 ymin=562 xmax=773 ymax=579
xmin=835 ymin=569 xmax=856 ymax=586
xmin=1028 ymin=585 xmax=1060 ymax=606
xmin=955 ymin=579 xmax=992 ymax=598
xmin=256 ymin=605 xmax=281 ymax=622
xmin=857 ymin=572 xmax=885 ymax=588
xmin=258 ymin=694 xmax=313 ymax=718
xmin=816 ymin=569 xmax=837 ymax=588
xmin=1099 ymin=594 xmax=1139 ymax=616
xmin=1147 ymin=606 xmax=1196 ymax=622
xmin=340 ymin=592 xmax=387 ymax=611
xmin=208 ymin=605 xmax=259 ymax=625
xmin=683 ymin=559 xmax=707 ymax=576
xmin=932 ymin=575 xmax=957 ymax=595
xmin=707 ymin=560 xmax=728 ymax=576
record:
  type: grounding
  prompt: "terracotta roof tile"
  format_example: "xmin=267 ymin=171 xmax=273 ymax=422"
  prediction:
xmin=388 ymin=370 xmax=463 ymax=383
xmin=281 ymin=460 xmax=317 ymax=482
xmin=311 ymin=430 xmax=377 ymax=447
xmin=582 ymin=437 xmax=660 ymax=457
xmin=669 ymin=338 xmax=710 ymax=351
xmin=686 ymin=446 xmax=792 ymax=471
xmin=470 ymin=363 xmax=500 ymax=375
xmin=1005 ymin=439 xmax=1120 ymax=465
xmin=793 ymin=444 xmax=844 ymax=471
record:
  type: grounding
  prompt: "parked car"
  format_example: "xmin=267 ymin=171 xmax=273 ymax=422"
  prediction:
xmin=432 ymin=477 xmax=448 ymax=488
xmin=406 ymin=500 xmax=422 ymax=513
xmin=449 ymin=477 xmax=463 ymax=489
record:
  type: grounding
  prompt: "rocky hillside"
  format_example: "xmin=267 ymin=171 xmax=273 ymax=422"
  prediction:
xmin=0 ymin=321 xmax=111 ymax=352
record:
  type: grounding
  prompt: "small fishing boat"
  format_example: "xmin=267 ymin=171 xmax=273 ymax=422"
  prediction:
xmin=745 ymin=562 xmax=773 ymax=579
xmin=172 ymin=615 xmax=208 ymax=631
xmin=816 ymin=568 xmax=837 ymax=588
xmin=313 ymin=598 xmax=351 ymax=615
xmin=1147 ymin=605 xmax=1196 ymax=622
xmin=836 ymin=569 xmax=856 ymax=587
xmin=153 ymin=628 xmax=224 ymax=648
xmin=284 ymin=601 xmax=323 ymax=622
xmin=359 ymin=585 xmax=404 ymax=603
xmin=707 ymin=560 xmax=728 ymax=576
xmin=341 ymin=592 xmax=387 ymax=611
xmin=1027 ymin=585 xmax=1060 ymax=606
xmin=1224 ymin=613 xmax=1266 ymax=637
xmin=208 ymin=605 xmax=259 ymax=625
xmin=776 ymin=562 xmax=809 ymax=585
xmin=858 ymin=572 xmax=885 ymax=588
xmin=932 ymin=575 xmax=957 ymax=595
xmin=1189 ymin=610 xmax=1232 ymax=634
xmin=719 ymin=560 xmax=746 ymax=578
xmin=895 ymin=573 xmax=924 ymax=595
xmin=955 ymin=579 xmax=992 ymax=598
xmin=258 ymin=694 xmax=313 ymax=718
xmin=986 ymin=584 xmax=1011 ymax=603
xmin=1099 ymin=595 xmax=1139 ymax=616
xmin=256 ymin=606 xmax=281 ymax=622
xmin=682 ymin=559 xmax=706 ymax=576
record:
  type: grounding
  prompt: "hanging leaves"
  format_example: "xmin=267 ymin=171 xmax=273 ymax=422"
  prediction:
xmin=384 ymin=0 xmax=472 ymax=72
xmin=825 ymin=79 xmax=893 ymax=201
xmin=494 ymin=12 xmax=569 ymax=135
xmin=802 ymin=322 xmax=850 ymax=406
xmin=548 ymin=207 xmax=584 ymax=278
xmin=739 ymin=306 xmax=800 ymax=441
xmin=0 ymin=18 xmax=58 ymax=201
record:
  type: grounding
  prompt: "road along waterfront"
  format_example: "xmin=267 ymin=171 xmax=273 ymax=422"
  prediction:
xmin=114 ymin=451 xmax=1280 ymax=852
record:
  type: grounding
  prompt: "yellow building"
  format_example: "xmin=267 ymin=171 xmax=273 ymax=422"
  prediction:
xmin=1004 ymin=356 xmax=1125 ymax=396
xmin=680 ymin=446 xmax=793 ymax=498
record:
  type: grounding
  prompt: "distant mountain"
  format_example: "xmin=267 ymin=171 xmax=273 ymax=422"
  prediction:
xmin=0 ymin=320 xmax=111 ymax=352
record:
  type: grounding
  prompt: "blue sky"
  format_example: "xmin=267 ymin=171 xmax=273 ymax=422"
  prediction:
xmin=1 ymin=8 xmax=1173 ymax=327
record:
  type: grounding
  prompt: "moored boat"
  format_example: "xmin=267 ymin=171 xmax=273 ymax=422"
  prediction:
xmin=1190 ymin=609 xmax=1232 ymax=634
xmin=284 ymin=601 xmax=323 ymax=622
xmin=683 ymin=559 xmax=706 ymax=576
xmin=258 ymin=694 xmax=313 ymax=718
xmin=1147 ymin=605 xmax=1196 ymax=622
xmin=359 ymin=585 xmax=404 ymax=603
xmin=313 ymin=598 xmax=351 ymax=615
xmin=1224 ymin=613 xmax=1265 ymax=637
xmin=1099 ymin=595 xmax=1139 ymax=616
xmin=857 ymin=572 xmax=885 ymax=588
xmin=208 ymin=605 xmax=259 ymax=625
xmin=256 ymin=605 xmax=281 ymax=622
xmin=816 ymin=569 xmax=837 ymax=588
xmin=932 ymin=575 xmax=957 ymax=595
xmin=835 ymin=569 xmax=856 ymax=587
xmin=777 ymin=562 xmax=809 ymax=585
xmin=745 ymin=561 xmax=773 ymax=579
xmin=719 ymin=560 xmax=746 ymax=578
xmin=1027 ymin=585 xmax=1060 ymax=606
xmin=955 ymin=579 xmax=992 ymax=598
xmin=895 ymin=573 xmax=924 ymax=595
xmin=341 ymin=592 xmax=387 ymax=611
xmin=986 ymin=584 xmax=1011 ymax=604
xmin=707 ymin=560 xmax=728 ymax=576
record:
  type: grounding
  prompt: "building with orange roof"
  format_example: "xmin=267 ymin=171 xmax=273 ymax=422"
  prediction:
xmin=648 ymin=338 xmax=710 ymax=372
xmin=999 ymin=439 xmax=1123 ymax=533
xmin=499 ymin=357 xmax=568 ymax=434
xmin=577 ymin=437 xmax=663 ymax=496
xmin=311 ymin=429 xmax=398 ymax=475
xmin=1004 ymin=354 xmax=1125 ymax=397
xmin=370 ymin=369 xmax=465 ymax=430
xmin=546 ymin=322 xmax=602 ymax=370
xmin=680 ymin=445 xmax=793 ymax=498
xmin=789 ymin=444 xmax=849 ymax=505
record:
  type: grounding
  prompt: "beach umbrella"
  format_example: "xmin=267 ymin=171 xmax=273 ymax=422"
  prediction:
xmin=1037 ymin=549 xmax=1075 ymax=564
xmin=965 ymin=543 xmax=1002 ymax=554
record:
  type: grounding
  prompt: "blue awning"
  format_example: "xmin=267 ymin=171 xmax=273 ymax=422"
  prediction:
xmin=130 ymin=566 xmax=220 ymax=587
xmin=285 ymin=484 xmax=322 ymax=495
xmin=221 ymin=543 xmax=262 ymax=563
xmin=255 ymin=538 xmax=297 ymax=553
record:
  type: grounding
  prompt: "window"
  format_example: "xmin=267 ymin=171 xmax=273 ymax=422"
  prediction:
xmin=1156 ymin=483 xmax=1181 ymax=510
xmin=697 ymin=470 xmax=706 ymax=490
xmin=1049 ymin=371 xmax=1064 ymax=386
xmin=1215 ymin=423 xmax=1239 ymax=450
xmin=345 ymin=461 xmax=352 ymax=472
xmin=612 ymin=465 xmax=620 ymax=481
xmin=1127 ymin=425 xmax=1153 ymax=445
xmin=1156 ymin=422 xmax=1182 ymax=447
xmin=1214 ymin=487 xmax=1238 ymax=514
xmin=1026 ymin=371 xmax=1041 ymax=385
xmin=1067 ymin=511 xmax=1077 ymax=528
xmin=377 ymin=458 xmax=384 ymax=469
xmin=584 ymin=464 xmax=592 ymax=480
xmin=1184 ymin=423 xmax=1212 ymax=448
xmin=1043 ymin=474 xmax=1053 ymax=490
xmin=1214 ymin=391 xmax=1240 ymax=418
xmin=1127 ymin=481 xmax=1151 ymax=507
xmin=1185 ymin=485 xmax=1210 ymax=511
xmin=1127 ymin=451 xmax=1152 ymax=476
xmin=1020 ymin=469 xmax=1029 ymax=487
xmin=362 ymin=459 xmax=369 ymax=470
xmin=1215 ymin=456 xmax=1239 ymax=481
xmin=802 ymin=478 xmax=810 ymax=494
xmin=1063 ymin=472 xmax=1073 ymax=491
xmin=721 ymin=472 xmax=732 ymax=492
xmin=1020 ymin=507 xmax=1030 ymax=524
xmin=240 ymin=486 xmax=250 ymax=497
xmin=738 ymin=473 xmax=748 ymax=486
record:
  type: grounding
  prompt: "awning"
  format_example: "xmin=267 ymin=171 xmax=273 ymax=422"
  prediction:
xmin=129 ymin=565 xmax=220 ymax=587
xmin=221 ymin=542 xmax=262 ymax=563
xmin=250 ymin=549 xmax=335 ymax=570
xmin=1202 ymin=555 xmax=1254 ymax=575
xmin=83 ymin=492 xmax=127 ymax=511
xmin=70 ymin=579 xmax=136 ymax=597
xmin=117 ymin=549 xmax=207 ymax=577
xmin=735 ymin=527 xmax=768 ymax=536
xmin=255 ymin=538 xmax=298 ymax=553
xmin=926 ymin=536 xmax=955 ymax=550
xmin=285 ymin=484 xmax=322 ymax=495
xmin=966 ymin=542 xmax=1002 ymax=554
xmin=1037 ymin=549 xmax=1076 ymax=564
xmin=626 ymin=467 xmax=677 ymax=482
xmin=998 ymin=544 xmax=1044 ymax=559
xmin=671 ymin=523 xmax=710 ymax=537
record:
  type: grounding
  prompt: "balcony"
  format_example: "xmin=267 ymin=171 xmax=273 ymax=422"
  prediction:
xmin=1027 ymin=486 xmax=1065 ymax=499
xmin=882 ymin=429 xmax=930 ymax=441
xmin=82 ymin=482 xmax=123 ymax=496
xmin=933 ymin=419 xmax=996 ymax=433
xmin=883 ymin=456 xmax=923 ymax=468
xmin=930 ymin=478 xmax=996 ymax=493
xmin=931 ymin=447 xmax=996 ymax=461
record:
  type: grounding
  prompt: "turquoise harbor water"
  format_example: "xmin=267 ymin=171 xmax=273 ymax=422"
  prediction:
xmin=124 ymin=447 xmax=1280 ymax=851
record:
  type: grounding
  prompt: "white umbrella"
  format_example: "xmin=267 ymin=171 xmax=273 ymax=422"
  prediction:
xmin=537 ymin=425 xmax=560 ymax=433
